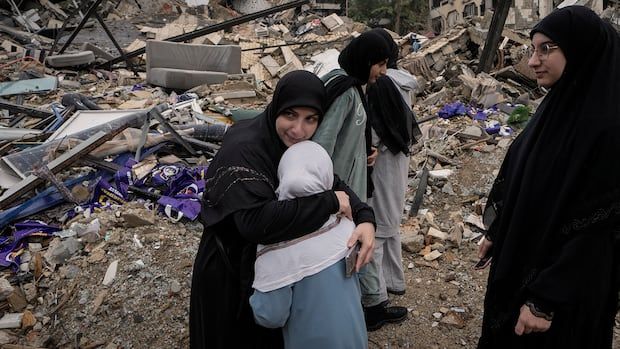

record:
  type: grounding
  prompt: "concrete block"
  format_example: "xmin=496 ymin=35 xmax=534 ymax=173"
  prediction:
xmin=46 ymin=51 xmax=95 ymax=68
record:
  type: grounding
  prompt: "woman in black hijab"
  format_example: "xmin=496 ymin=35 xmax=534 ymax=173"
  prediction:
xmin=478 ymin=6 xmax=620 ymax=349
xmin=189 ymin=70 xmax=376 ymax=349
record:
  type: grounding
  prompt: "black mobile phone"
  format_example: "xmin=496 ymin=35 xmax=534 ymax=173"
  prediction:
xmin=344 ymin=243 xmax=360 ymax=277
xmin=474 ymin=255 xmax=492 ymax=270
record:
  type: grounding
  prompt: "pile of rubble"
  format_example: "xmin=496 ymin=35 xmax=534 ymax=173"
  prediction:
xmin=3 ymin=0 xmax=615 ymax=348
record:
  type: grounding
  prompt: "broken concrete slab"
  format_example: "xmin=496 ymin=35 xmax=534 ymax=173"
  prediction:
xmin=45 ymin=51 xmax=96 ymax=68
xmin=80 ymin=43 xmax=114 ymax=61
xmin=280 ymin=46 xmax=303 ymax=70
xmin=306 ymin=48 xmax=340 ymax=77
xmin=260 ymin=55 xmax=281 ymax=76
xmin=321 ymin=13 xmax=344 ymax=31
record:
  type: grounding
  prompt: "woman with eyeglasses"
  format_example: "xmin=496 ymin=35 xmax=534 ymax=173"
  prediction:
xmin=477 ymin=6 xmax=619 ymax=349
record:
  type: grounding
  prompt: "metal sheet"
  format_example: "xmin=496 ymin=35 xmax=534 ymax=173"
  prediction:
xmin=46 ymin=109 xmax=146 ymax=142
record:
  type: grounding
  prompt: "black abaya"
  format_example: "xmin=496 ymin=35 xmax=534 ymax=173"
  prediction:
xmin=478 ymin=6 xmax=620 ymax=349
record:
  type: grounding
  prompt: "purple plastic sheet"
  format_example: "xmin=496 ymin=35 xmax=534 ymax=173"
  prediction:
xmin=438 ymin=102 xmax=468 ymax=119
xmin=82 ymin=163 xmax=209 ymax=221
xmin=0 ymin=220 xmax=60 ymax=269
xmin=92 ymin=179 xmax=127 ymax=207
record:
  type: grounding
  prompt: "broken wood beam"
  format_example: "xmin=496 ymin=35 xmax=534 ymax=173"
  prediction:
xmin=0 ymin=129 xmax=125 ymax=209
xmin=409 ymin=167 xmax=429 ymax=218
xmin=477 ymin=0 xmax=512 ymax=73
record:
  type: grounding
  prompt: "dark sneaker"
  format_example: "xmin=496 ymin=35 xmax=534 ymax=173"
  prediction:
xmin=387 ymin=288 xmax=406 ymax=296
xmin=364 ymin=301 xmax=408 ymax=331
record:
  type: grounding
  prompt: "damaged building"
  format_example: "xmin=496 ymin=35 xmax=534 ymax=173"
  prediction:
xmin=430 ymin=0 xmax=606 ymax=33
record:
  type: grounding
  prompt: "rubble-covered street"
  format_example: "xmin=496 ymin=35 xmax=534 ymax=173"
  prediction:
xmin=0 ymin=0 xmax=618 ymax=348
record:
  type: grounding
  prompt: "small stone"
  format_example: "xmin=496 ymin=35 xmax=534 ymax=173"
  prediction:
xmin=106 ymin=230 xmax=123 ymax=245
xmin=433 ymin=312 xmax=443 ymax=319
xmin=402 ymin=233 xmax=425 ymax=253
xmin=102 ymin=260 xmax=119 ymax=286
xmin=424 ymin=250 xmax=442 ymax=261
xmin=78 ymin=290 xmax=90 ymax=305
xmin=431 ymin=321 xmax=439 ymax=327
xmin=88 ymin=249 xmax=106 ymax=263
xmin=427 ymin=227 xmax=448 ymax=241
xmin=439 ymin=307 xmax=450 ymax=314
xmin=122 ymin=211 xmax=155 ymax=228
xmin=407 ymin=262 xmax=415 ymax=269
xmin=440 ymin=311 xmax=466 ymax=328
xmin=133 ymin=313 xmax=144 ymax=323
xmin=0 ymin=278 xmax=14 ymax=301
xmin=170 ymin=280 xmax=182 ymax=294
xmin=22 ymin=283 xmax=37 ymax=303
xmin=59 ymin=265 xmax=81 ymax=279
xmin=430 ymin=243 xmax=445 ymax=253
xmin=21 ymin=310 xmax=36 ymax=328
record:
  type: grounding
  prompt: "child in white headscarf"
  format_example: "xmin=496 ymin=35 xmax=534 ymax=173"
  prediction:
xmin=250 ymin=140 xmax=368 ymax=349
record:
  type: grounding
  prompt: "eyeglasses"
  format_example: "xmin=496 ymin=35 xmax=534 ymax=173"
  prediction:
xmin=527 ymin=43 xmax=560 ymax=60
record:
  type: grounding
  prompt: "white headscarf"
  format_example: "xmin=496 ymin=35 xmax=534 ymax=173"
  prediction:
xmin=252 ymin=141 xmax=355 ymax=292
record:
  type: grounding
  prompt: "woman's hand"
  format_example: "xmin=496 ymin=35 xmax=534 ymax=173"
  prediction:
xmin=347 ymin=222 xmax=375 ymax=272
xmin=367 ymin=147 xmax=378 ymax=166
xmin=514 ymin=304 xmax=552 ymax=335
xmin=335 ymin=191 xmax=352 ymax=220
xmin=478 ymin=236 xmax=493 ymax=259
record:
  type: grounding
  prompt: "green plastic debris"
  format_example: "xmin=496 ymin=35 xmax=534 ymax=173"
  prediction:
xmin=507 ymin=105 xmax=531 ymax=126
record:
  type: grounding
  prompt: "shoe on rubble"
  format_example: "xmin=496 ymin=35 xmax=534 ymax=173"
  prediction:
xmin=386 ymin=288 xmax=406 ymax=296
xmin=364 ymin=300 xmax=408 ymax=331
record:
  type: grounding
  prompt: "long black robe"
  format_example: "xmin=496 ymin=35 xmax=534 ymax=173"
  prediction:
xmin=189 ymin=71 xmax=375 ymax=349
xmin=478 ymin=6 xmax=620 ymax=349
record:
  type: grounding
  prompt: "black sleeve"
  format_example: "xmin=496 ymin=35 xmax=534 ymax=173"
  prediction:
xmin=332 ymin=174 xmax=376 ymax=227
xmin=233 ymin=191 xmax=339 ymax=245
xmin=526 ymin=229 xmax=616 ymax=311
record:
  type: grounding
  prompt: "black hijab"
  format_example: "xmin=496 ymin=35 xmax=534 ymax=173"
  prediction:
xmin=367 ymin=28 xmax=421 ymax=155
xmin=371 ymin=28 xmax=399 ymax=69
xmin=200 ymin=70 xmax=326 ymax=227
xmin=484 ymin=5 xmax=620 ymax=306
xmin=367 ymin=75 xmax=421 ymax=155
xmin=324 ymin=30 xmax=390 ymax=108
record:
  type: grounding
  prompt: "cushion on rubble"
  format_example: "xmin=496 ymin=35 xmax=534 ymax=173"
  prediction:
xmin=45 ymin=51 xmax=96 ymax=68
xmin=145 ymin=40 xmax=242 ymax=90
xmin=148 ymin=68 xmax=228 ymax=90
